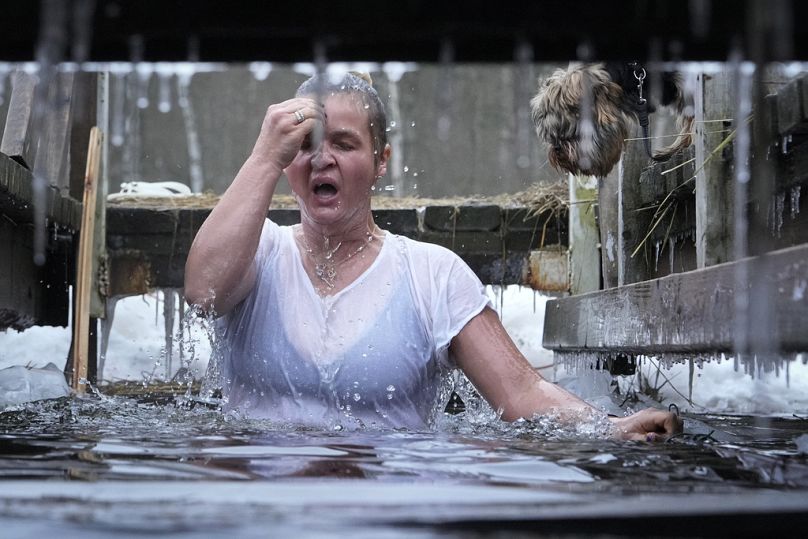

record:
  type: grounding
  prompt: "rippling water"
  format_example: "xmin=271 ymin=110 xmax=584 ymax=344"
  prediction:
xmin=1 ymin=395 xmax=808 ymax=538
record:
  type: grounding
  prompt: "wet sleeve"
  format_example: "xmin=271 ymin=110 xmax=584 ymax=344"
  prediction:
xmin=430 ymin=249 xmax=492 ymax=356
xmin=254 ymin=218 xmax=281 ymax=273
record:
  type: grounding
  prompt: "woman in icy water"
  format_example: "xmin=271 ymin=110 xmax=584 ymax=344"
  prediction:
xmin=185 ymin=72 xmax=682 ymax=440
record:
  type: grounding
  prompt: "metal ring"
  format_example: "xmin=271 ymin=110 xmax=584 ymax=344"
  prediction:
xmin=294 ymin=109 xmax=305 ymax=124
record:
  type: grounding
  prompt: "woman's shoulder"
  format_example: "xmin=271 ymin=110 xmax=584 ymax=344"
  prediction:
xmin=388 ymin=232 xmax=463 ymax=263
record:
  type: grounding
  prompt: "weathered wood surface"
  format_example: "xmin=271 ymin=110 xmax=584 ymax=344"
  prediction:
xmin=0 ymin=71 xmax=36 ymax=168
xmin=0 ymin=219 xmax=70 ymax=330
xmin=568 ymin=174 xmax=600 ymax=294
xmin=597 ymin=168 xmax=619 ymax=288
xmin=695 ymin=70 xmax=734 ymax=268
xmin=106 ymin=203 xmax=569 ymax=295
xmin=543 ymin=243 xmax=808 ymax=354
xmin=71 ymin=127 xmax=102 ymax=393
xmin=0 ymin=152 xmax=82 ymax=228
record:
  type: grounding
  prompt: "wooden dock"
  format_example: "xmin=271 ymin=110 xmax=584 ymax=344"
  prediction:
xmin=543 ymin=71 xmax=808 ymax=359
xmin=104 ymin=199 xmax=569 ymax=297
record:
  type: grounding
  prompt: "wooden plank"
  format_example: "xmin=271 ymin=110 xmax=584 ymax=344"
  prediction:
xmin=695 ymin=70 xmax=734 ymax=268
xmin=0 ymin=152 xmax=82 ymax=229
xmin=69 ymin=72 xmax=98 ymax=200
xmin=0 ymin=219 xmax=70 ymax=330
xmin=568 ymin=174 xmax=599 ymax=294
xmin=37 ymin=71 xmax=74 ymax=193
xmin=776 ymin=74 xmax=808 ymax=135
xmin=71 ymin=127 xmax=103 ymax=394
xmin=105 ymin=204 xmax=570 ymax=293
xmin=90 ymin=72 xmax=108 ymax=318
xmin=597 ymin=167 xmax=620 ymax=288
xmin=542 ymin=243 xmax=808 ymax=354
xmin=0 ymin=71 xmax=36 ymax=168
xmin=618 ymin=124 xmax=652 ymax=285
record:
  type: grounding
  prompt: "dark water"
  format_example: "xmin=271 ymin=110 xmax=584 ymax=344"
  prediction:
xmin=1 ymin=396 xmax=808 ymax=538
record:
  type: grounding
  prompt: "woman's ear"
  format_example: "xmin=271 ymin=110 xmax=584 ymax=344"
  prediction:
xmin=376 ymin=143 xmax=392 ymax=178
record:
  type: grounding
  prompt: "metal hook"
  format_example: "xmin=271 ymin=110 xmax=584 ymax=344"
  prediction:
xmin=668 ymin=403 xmax=680 ymax=416
xmin=634 ymin=67 xmax=647 ymax=104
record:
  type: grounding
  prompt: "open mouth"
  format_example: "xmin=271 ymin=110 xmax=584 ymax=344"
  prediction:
xmin=314 ymin=182 xmax=338 ymax=197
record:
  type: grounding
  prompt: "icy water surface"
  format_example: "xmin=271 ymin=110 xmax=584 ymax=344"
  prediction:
xmin=1 ymin=396 xmax=808 ymax=538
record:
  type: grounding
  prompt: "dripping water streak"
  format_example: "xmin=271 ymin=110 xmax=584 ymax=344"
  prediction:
xmin=176 ymin=66 xmax=204 ymax=193
xmin=384 ymin=64 xmax=405 ymax=195
xmin=731 ymin=54 xmax=752 ymax=359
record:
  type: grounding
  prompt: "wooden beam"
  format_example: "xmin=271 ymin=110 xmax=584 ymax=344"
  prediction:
xmin=542 ymin=243 xmax=808 ymax=355
xmin=597 ymin=168 xmax=619 ymax=288
xmin=618 ymin=124 xmax=653 ymax=285
xmin=71 ymin=127 xmax=102 ymax=393
xmin=568 ymin=174 xmax=600 ymax=294
xmin=105 ymin=203 xmax=569 ymax=293
xmin=0 ymin=152 xmax=82 ymax=229
xmin=695 ymin=70 xmax=734 ymax=268
xmin=0 ymin=71 xmax=36 ymax=168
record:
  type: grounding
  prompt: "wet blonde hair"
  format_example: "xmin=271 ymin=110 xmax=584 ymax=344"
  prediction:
xmin=296 ymin=71 xmax=388 ymax=163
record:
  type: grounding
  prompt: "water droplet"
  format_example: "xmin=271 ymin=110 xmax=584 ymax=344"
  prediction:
xmin=386 ymin=385 xmax=396 ymax=392
xmin=353 ymin=393 xmax=361 ymax=401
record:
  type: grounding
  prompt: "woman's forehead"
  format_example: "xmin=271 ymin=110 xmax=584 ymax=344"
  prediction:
xmin=316 ymin=94 xmax=371 ymax=134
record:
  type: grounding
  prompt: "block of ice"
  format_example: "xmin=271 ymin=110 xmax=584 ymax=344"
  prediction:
xmin=0 ymin=364 xmax=71 ymax=408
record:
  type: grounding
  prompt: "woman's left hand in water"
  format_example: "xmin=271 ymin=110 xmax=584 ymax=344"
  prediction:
xmin=609 ymin=408 xmax=684 ymax=442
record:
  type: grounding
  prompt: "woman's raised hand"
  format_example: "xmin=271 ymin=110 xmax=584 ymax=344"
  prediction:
xmin=250 ymin=97 xmax=324 ymax=173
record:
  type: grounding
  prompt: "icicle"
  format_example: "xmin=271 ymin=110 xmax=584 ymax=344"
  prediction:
xmin=176 ymin=64 xmax=204 ymax=192
xmin=775 ymin=192 xmax=785 ymax=237
xmin=135 ymin=62 xmax=151 ymax=109
xmin=514 ymin=40 xmax=534 ymax=170
xmin=248 ymin=61 xmax=273 ymax=81
xmin=383 ymin=62 xmax=415 ymax=196
xmin=163 ymin=289 xmax=177 ymax=380
xmin=791 ymin=185 xmax=801 ymax=219
xmin=668 ymin=236 xmax=676 ymax=272
xmin=110 ymin=68 xmax=127 ymax=147
xmin=436 ymin=39 xmax=454 ymax=142
xmin=97 ymin=297 xmax=120 ymax=383
xmin=0 ymin=65 xmax=8 ymax=106
xmin=156 ymin=64 xmax=173 ymax=113
xmin=654 ymin=239 xmax=662 ymax=272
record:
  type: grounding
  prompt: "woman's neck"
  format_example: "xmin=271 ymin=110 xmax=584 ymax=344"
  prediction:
xmin=299 ymin=217 xmax=378 ymax=256
xmin=296 ymin=216 xmax=383 ymax=293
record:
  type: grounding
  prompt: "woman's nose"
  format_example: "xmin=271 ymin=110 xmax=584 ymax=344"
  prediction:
xmin=311 ymin=145 xmax=335 ymax=169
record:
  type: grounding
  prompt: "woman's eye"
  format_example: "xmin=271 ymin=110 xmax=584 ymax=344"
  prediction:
xmin=301 ymin=136 xmax=312 ymax=151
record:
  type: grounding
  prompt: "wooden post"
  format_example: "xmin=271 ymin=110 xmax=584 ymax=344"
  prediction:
xmin=568 ymin=173 xmax=600 ymax=294
xmin=1 ymin=71 xmax=36 ymax=168
xmin=71 ymin=127 xmax=103 ymax=394
xmin=618 ymin=124 xmax=652 ymax=285
xmin=695 ymin=71 xmax=734 ymax=268
xmin=91 ymin=72 xmax=109 ymax=320
xmin=597 ymin=167 xmax=620 ymax=289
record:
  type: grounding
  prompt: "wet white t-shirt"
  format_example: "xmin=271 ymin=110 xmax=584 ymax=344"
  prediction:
xmin=215 ymin=219 xmax=490 ymax=430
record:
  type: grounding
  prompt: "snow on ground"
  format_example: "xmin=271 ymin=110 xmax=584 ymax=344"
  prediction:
xmin=1 ymin=286 xmax=807 ymax=415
